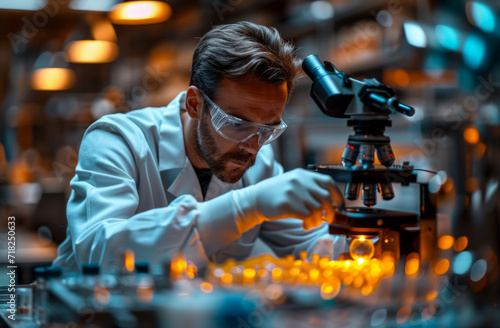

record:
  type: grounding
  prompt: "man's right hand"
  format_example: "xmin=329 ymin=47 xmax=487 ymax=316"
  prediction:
xmin=233 ymin=168 xmax=344 ymax=230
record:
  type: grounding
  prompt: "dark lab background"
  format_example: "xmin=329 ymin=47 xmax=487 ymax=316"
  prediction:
xmin=0 ymin=0 xmax=498 ymax=308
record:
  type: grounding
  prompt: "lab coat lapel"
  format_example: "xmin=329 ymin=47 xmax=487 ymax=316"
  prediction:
xmin=158 ymin=91 xmax=186 ymax=173
xmin=167 ymin=158 xmax=203 ymax=202
xmin=158 ymin=91 xmax=204 ymax=202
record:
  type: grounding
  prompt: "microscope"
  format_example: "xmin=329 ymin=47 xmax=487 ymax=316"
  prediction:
xmin=303 ymin=55 xmax=437 ymax=262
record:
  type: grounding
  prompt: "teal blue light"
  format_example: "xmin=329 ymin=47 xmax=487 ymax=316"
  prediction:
xmin=471 ymin=2 xmax=496 ymax=33
xmin=404 ymin=22 xmax=427 ymax=48
xmin=436 ymin=25 xmax=460 ymax=51
xmin=463 ymin=34 xmax=486 ymax=69
xmin=0 ymin=0 xmax=47 ymax=10
xmin=453 ymin=251 xmax=473 ymax=275
xmin=70 ymin=0 xmax=118 ymax=12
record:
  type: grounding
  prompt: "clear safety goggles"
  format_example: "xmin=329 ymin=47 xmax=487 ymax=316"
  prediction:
xmin=202 ymin=92 xmax=287 ymax=147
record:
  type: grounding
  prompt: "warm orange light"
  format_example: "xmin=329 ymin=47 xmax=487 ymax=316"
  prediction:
xmin=396 ymin=306 xmax=412 ymax=324
xmin=65 ymin=40 xmax=119 ymax=63
xmin=370 ymin=262 xmax=382 ymax=277
xmin=320 ymin=278 xmax=341 ymax=300
xmin=382 ymin=254 xmax=396 ymax=275
xmin=343 ymin=275 xmax=354 ymax=285
xmin=319 ymin=257 xmax=329 ymax=269
xmin=309 ymin=269 xmax=320 ymax=281
xmin=438 ymin=235 xmax=455 ymax=250
xmin=323 ymin=269 xmax=333 ymax=278
xmin=31 ymin=68 xmax=75 ymax=91
xmin=434 ymin=258 xmax=450 ymax=275
xmin=426 ymin=290 xmax=439 ymax=302
xmin=125 ymin=249 xmax=135 ymax=272
xmin=290 ymin=267 xmax=300 ymax=277
xmin=350 ymin=237 xmax=375 ymax=260
xmin=221 ymin=273 xmax=233 ymax=284
xmin=208 ymin=254 xmax=397 ymax=297
xmin=454 ymin=236 xmax=468 ymax=252
xmin=186 ymin=264 xmax=197 ymax=279
xmin=405 ymin=259 xmax=419 ymax=275
xmin=464 ymin=127 xmax=480 ymax=144
xmin=405 ymin=253 xmax=420 ymax=276
xmin=394 ymin=69 xmax=410 ymax=87
xmin=110 ymin=1 xmax=172 ymax=25
xmin=272 ymin=267 xmax=283 ymax=281
xmin=92 ymin=19 xmax=117 ymax=41
xmin=170 ymin=253 xmax=187 ymax=277
xmin=200 ymin=282 xmax=213 ymax=293
xmin=353 ymin=275 xmax=364 ymax=288
xmin=361 ymin=285 xmax=373 ymax=295
xmin=243 ymin=268 xmax=256 ymax=280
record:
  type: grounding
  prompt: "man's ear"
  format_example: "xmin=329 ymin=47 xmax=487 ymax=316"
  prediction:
xmin=185 ymin=86 xmax=203 ymax=119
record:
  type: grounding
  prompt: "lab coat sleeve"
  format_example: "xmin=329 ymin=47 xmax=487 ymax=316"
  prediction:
xmin=257 ymin=160 xmax=348 ymax=259
xmin=67 ymin=126 xmax=236 ymax=271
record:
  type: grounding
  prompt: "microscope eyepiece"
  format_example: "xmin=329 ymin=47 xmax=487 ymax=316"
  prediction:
xmin=302 ymin=54 xmax=353 ymax=118
xmin=302 ymin=54 xmax=329 ymax=80
xmin=393 ymin=101 xmax=415 ymax=117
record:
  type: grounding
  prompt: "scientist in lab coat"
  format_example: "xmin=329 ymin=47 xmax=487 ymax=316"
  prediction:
xmin=53 ymin=21 xmax=346 ymax=272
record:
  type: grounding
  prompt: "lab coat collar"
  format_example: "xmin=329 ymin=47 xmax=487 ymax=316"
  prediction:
xmin=158 ymin=91 xmax=244 ymax=202
xmin=158 ymin=91 xmax=187 ymax=172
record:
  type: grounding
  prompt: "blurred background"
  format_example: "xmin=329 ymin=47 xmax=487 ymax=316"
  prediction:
xmin=0 ymin=0 xmax=498 ymax=305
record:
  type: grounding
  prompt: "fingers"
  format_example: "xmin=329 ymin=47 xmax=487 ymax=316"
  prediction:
xmin=278 ymin=169 xmax=343 ymax=230
xmin=298 ymin=172 xmax=338 ymax=230
xmin=301 ymin=195 xmax=335 ymax=230
xmin=329 ymin=182 xmax=346 ymax=211
xmin=311 ymin=171 xmax=346 ymax=211
xmin=301 ymin=209 xmax=329 ymax=230
xmin=322 ymin=200 xmax=335 ymax=224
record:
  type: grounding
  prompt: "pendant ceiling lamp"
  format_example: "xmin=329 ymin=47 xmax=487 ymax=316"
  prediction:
xmin=31 ymin=51 xmax=75 ymax=91
xmin=64 ymin=18 xmax=119 ymax=64
xmin=109 ymin=1 xmax=172 ymax=25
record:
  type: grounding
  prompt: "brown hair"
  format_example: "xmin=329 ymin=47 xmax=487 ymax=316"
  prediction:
xmin=189 ymin=21 xmax=300 ymax=101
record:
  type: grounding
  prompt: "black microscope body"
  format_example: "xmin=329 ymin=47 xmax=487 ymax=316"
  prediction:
xmin=303 ymin=54 xmax=436 ymax=261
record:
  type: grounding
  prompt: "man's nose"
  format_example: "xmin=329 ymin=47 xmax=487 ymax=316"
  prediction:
xmin=238 ymin=134 xmax=261 ymax=154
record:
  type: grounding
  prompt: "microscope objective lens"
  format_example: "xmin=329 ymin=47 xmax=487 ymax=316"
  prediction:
xmin=341 ymin=144 xmax=359 ymax=168
xmin=345 ymin=182 xmax=360 ymax=200
xmin=378 ymin=182 xmax=395 ymax=200
xmin=359 ymin=144 xmax=375 ymax=169
xmin=376 ymin=143 xmax=395 ymax=167
xmin=362 ymin=183 xmax=377 ymax=207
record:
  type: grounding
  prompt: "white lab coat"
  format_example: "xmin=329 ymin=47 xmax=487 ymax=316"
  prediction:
xmin=53 ymin=92 xmax=345 ymax=273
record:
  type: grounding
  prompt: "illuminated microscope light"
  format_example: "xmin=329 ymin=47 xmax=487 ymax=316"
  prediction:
xmin=349 ymin=237 xmax=375 ymax=262
xmin=205 ymin=251 xmax=396 ymax=299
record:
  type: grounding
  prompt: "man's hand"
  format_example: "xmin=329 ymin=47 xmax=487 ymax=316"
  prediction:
xmin=234 ymin=168 xmax=344 ymax=230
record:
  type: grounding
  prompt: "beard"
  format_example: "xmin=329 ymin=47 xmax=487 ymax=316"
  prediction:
xmin=194 ymin=110 xmax=256 ymax=183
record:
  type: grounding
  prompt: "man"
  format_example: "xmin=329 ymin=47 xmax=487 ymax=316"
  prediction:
xmin=53 ymin=21 xmax=345 ymax=272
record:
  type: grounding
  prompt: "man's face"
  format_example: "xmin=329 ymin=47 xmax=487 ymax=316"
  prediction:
xmin=194 ymin=77 xmax=288 ymax=183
